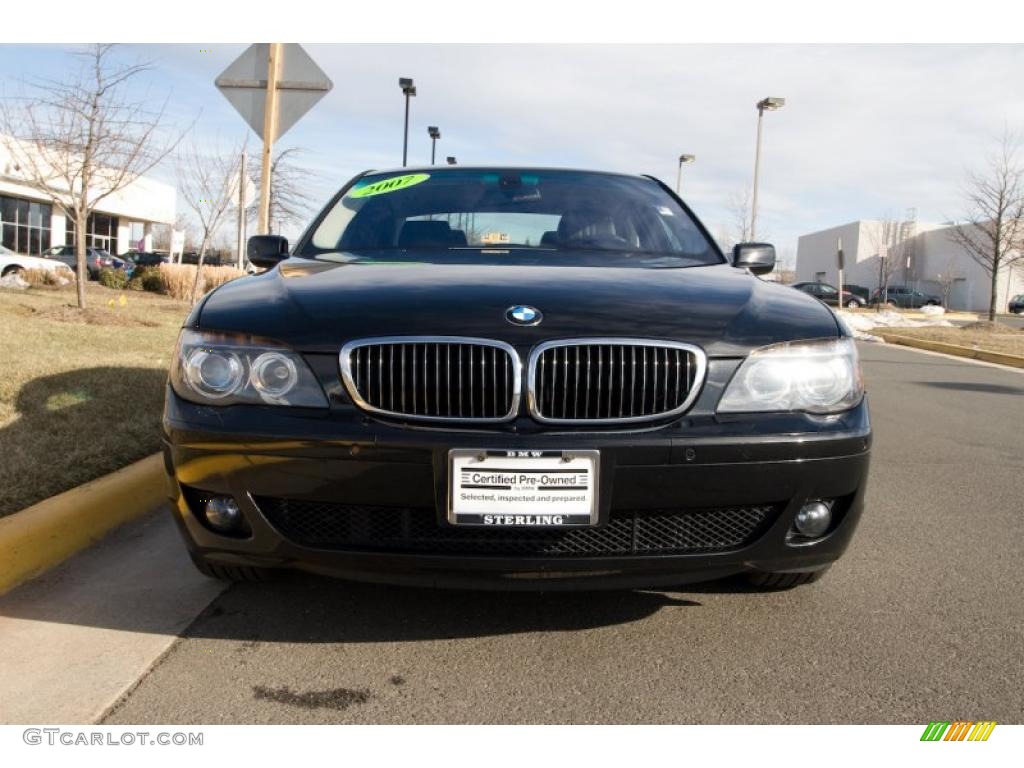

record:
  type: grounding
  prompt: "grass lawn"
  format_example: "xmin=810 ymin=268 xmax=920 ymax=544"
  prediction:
xmin=877 ymin=322 xmax=1024 ymax=357
xmin=0 ymin=283 xmax=188 ymax=516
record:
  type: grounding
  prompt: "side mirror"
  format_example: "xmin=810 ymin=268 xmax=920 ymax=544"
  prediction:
xmin=733 ymin=242 xmax=776 ymax=275
xmin=247 ymin=235 xmax=289 ymax=268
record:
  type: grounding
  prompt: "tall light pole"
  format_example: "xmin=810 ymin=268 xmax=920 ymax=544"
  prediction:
xmin=446 ymin=156 xmax=457 ymax=165
xmin=428 ymin=125 xmax=441 ymax=165
xmin=399 ymin=77 xmax=416 ymax=167
xmin=750 ymin=96 xmax=785 ymax=241
xmin=676 ymin=154 xmax=695 ymax=195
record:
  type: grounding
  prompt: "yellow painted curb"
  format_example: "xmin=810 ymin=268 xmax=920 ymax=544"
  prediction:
xmin=0 ymin=453 xmax=166 ymax=595
xmin=877 ymin=332 xmax=1024 ymax=369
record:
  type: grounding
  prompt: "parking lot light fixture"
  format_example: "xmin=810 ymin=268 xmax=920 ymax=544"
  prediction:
xmin=399 ymin=77 xmax=416 ymax=167
xmin=446 ymin=156 xmax=457 ymax=165
xmin=751 ymin=96 xmax=785 ymax=240
xmin=428 ymin=126 xmax=441 ymax=165
xmin=676 ymin=154 xmax=695 ymax=195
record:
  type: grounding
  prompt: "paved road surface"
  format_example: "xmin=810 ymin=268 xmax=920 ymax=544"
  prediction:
xmin=98 ymin=344 xmax=1024 ymax=724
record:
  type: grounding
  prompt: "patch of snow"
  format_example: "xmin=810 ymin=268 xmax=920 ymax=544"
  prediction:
xmin=835 ymin=309 xmax=953 ymax=331
xmin=919 ymin=304 xmax=945 ymax=316
xmin=0 ymin=273 xmax=29 ymax=290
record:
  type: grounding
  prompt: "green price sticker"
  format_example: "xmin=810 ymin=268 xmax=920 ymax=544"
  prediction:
xmin=349 ymin=173 xmax=430 ymax=199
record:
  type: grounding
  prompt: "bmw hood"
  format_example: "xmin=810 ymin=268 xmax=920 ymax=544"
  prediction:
xmin=196 ymin=256 xmax=841 ymax=357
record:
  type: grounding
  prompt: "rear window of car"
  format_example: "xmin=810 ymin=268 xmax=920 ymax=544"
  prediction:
xmin=301 ymin=169 xmax=723 ymax=268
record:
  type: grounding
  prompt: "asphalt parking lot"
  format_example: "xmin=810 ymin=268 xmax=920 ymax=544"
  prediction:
xmin=91 ymin=342 xmax=1024 ymax=725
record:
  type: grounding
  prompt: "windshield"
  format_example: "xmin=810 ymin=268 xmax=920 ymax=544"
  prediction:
xmin=301 ymin=169 xmax=723 ymax=268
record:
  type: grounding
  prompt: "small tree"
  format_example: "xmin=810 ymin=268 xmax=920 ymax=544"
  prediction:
xmin=949 ymin=132 xmax=1024 ymax=321
xmin=247 ymin=147 xmax=318 ymax=234
xmin=866 ymin=215 xmax=906 ymax=303
xmin=0 ymin=44 xmax=184 ymax=309
xmin=177 ymin=141 xmax=243 ymax=304
xmin=934 ymin=257 xmax=964 ymax=308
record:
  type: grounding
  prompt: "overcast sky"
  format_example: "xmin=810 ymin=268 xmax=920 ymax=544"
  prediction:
xmin=2 ymin=44 xmax=1023 ymax=260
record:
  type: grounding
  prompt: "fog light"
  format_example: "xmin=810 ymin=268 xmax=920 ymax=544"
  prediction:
xmin=794 ymin=501 xmax=832 ymax=538
xmin=204 ymin=496 xmax=242 ymax=531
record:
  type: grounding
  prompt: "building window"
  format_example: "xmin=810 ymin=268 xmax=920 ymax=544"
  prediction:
xmin=0 ymin=195 xmax=51 ymax=255
xmin=65 ymin=212 xmax=118 ymax=255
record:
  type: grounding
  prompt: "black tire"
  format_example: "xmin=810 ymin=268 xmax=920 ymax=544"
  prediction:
xmin=846 ymin=299 xmax=861 ymax=309
xmin=189 ymin=553 xmax=276 ymax=583
xmin=747 ymin=566 xmax=831 ymax=590
xmin=2 ymin=265 xmax=24 ymax=277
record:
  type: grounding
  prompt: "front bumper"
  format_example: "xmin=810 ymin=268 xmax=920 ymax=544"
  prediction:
xmin=163 ymin=390 xmax=871 ymax=590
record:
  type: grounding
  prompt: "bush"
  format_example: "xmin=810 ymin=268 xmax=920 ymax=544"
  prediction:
xmin=98 ymin=267 xmax=129 ymax=290
xmin=159 ymin=263 xmax=245 ymax=302
xmin=126 ymin=267 xmax=166 ymax=293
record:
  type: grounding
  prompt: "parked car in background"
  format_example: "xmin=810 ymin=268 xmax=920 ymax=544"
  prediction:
xmin=46 ymin=245 xmax=129 ymax=279
xmin=791 ymin=281 xmax=867 ymax=308
xmin=0 ymin=244 xmax=76 ymax=279
xmin=870 ymin=285 xmax=942 ymax=308
xmin=842 ymin=284 xmax=870 ymax=303
xmin=1009 ymin=294 xmax=1024 ymax=314
xmin=126 ymin=251 xmax=170 ymax=268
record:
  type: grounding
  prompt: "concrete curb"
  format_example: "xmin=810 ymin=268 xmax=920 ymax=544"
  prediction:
xmin=0 ymin=453 xmax=165 ymax=595
xmin=876 ymin=332 xmax=1024 ymax=369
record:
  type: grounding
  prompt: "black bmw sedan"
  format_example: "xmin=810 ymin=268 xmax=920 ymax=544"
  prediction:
xmin=163 ymin=168 xmax=871 ymax=590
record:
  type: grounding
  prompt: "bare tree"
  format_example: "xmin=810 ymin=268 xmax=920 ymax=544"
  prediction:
xmin=177 ymin=141 xmax=243 ymax=304
xmin=730 ymin=186 xmax=753 ymax=247
xmin=0 ymin=44 xmax=185 ymax=308
xmin=866 ymin=215 xmax=907 ymax=303
xmin=934 ymin=257 xmax=965 ymax=308
xmin=247 ymin=147 xmax=318 ymax=234
xmin=948 ymin=132 xmax=1024 ymax=321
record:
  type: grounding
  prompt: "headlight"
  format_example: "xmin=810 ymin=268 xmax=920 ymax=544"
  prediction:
xmin=717 ymin=337 xmax=863 ymax=414
xmin=170 ymin=330 xmax=327 ymax=407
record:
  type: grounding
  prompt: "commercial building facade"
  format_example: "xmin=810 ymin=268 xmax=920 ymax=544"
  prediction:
xmin=0 ymin=134 xmax=175 ymax=257
xmin=796 ymin=219 xmax=1024 ymax=312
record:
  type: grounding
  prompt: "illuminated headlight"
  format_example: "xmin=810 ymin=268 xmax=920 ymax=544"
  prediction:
xmin=718 ymin=338 xmax=863 ymax=414
xmin=170 ymin=329 xmax=327 ymax=407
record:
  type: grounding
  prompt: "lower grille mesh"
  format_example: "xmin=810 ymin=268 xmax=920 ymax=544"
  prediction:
xmin=255 ymin=498 xmax=779 ymax=556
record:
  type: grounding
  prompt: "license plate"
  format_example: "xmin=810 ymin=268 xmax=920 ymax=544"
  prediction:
xmin=448 ymin=449 xmax=599 ymax=526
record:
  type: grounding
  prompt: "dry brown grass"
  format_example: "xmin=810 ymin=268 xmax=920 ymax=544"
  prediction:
xmin=0 ymin=283 xmax=189 ymax=516
xmin=878 ymin=324 xmax=1024 ymax=357
xmin=22 ymin=268 xmax=74 ymax=288
xmin=159 ymin=263 xmax=245 ymax=301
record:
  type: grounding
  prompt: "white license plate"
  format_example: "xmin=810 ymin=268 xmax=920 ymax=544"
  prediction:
xmin=448 ymin=449 xmax=600 ymax=526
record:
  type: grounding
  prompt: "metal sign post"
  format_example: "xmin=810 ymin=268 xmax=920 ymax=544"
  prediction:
xmin=216 ymin=44 xmax=333 ymax=236
xmin=258 ymin=44 xmax=281 ymax=235
xmin=236 ymin=151 xmax=247 ymax=268
xmin=837 ymin=237 xmax=844 ymax=307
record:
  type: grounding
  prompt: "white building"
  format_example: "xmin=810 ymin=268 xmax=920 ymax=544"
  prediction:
xmin=0 ymin=134 xmax=175 ymax=257
xmin=796 ymin=218 xmax=1024 ymax=312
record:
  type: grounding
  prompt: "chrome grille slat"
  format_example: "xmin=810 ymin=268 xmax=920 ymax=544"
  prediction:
xmin=528 ymin=339 xmax=705 ymax=425
xmin=341 ymin=337 xmax=519 ymax=422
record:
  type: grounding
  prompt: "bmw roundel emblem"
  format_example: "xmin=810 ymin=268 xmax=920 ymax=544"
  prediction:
xmin=506 ymin=305 xmax=542 ymax=326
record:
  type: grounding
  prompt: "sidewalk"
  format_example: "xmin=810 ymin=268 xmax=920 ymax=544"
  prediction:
xmin=0 ymin=508 xmax=225 ymax=723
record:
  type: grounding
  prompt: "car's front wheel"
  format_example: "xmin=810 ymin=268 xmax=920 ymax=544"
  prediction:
xmin=746 ymin=566 xmax=831 ymax=590
xmin=189 ymin=553 xmax=277 ymax=583
xmin=1 ymin=265 xmax=24 ymax=277
xmin=846 ymin=299 xmax=861 ymax=308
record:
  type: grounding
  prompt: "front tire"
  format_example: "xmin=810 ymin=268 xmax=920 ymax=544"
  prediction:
xmin=2 ymin=265 xmax=24 ymax=277
xmin=846 ymin=299 xmax=860 ymax=309
xmin=189 ymin=553 xmax=276 ymax=583
xmin=747 ymin=566 xmax=831 ymax=590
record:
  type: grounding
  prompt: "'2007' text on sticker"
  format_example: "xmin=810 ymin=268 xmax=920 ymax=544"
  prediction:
xmin=349 ymin=173 xmax=430 ymax=198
